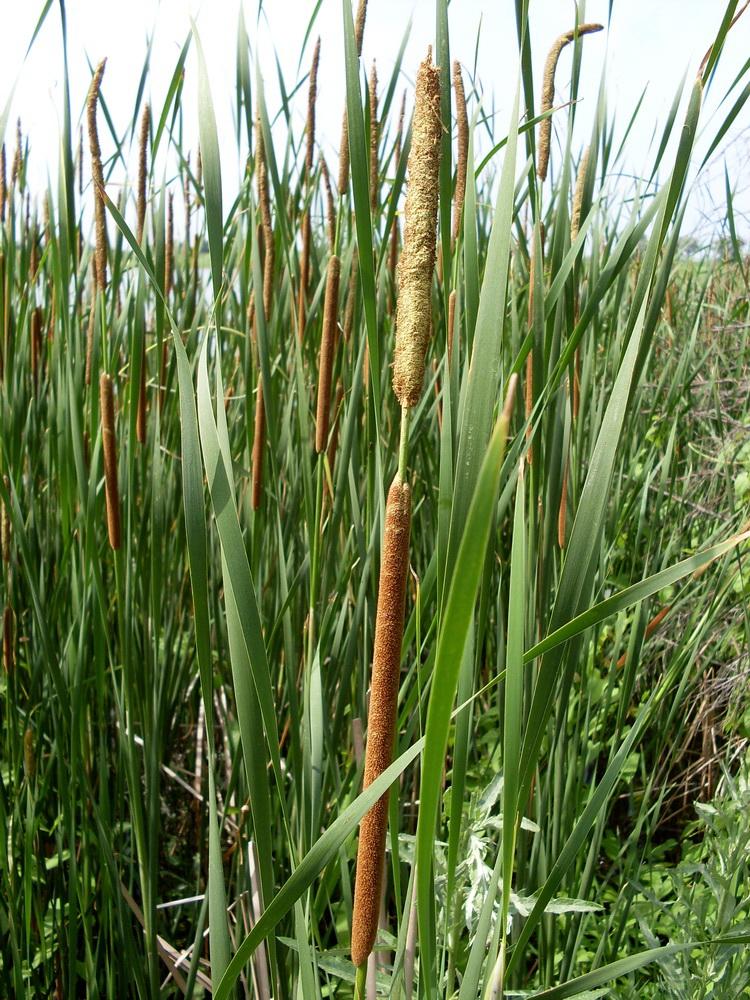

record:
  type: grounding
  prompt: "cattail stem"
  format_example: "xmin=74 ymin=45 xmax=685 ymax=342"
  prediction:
xmin=316 ymin=255 xmax=341 ymax=452
xmin=351 ymin=475 xmax=412 ymax=969
xmin=100 ymin=372 xmax=121 ymax=550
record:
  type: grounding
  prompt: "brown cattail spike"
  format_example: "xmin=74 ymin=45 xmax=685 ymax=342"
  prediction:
xmin=392 ymin=51 xmax=442 ymax=409
xmin=351 ymin=476 xmax=412 ymax=969
xmin=100 ymin=372 xmax=121 ymax=550
xmin=316 ymin=256 xmax=341 ymax=452
xmin=368 ymin=62 xmax=378 ymax=212
xmin=87 ymin=60 xmax=108 ymax=290
xmin=344 ymin=251 xmax=358 ymax=342
xmin=570 ymin=145 xmax=590 ymax=245
xmin=320 ymin=158 xmax=336 ymax=254
xmin=447 ymin=288 xmax=456 ymax=369
xmin=255 ymin=115 xmax=274 ymax=325
xmin=306 ymin=39 xmax=321 ymax=176
xmin=538 ymin=24 xmax=603 ymax=182
xmin=452 ymin=61 xmax=468 ymax=248
xmin=136 ymin=103 xmax=150 ymax=245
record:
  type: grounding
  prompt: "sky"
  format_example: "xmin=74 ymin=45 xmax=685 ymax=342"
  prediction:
xmin=1 ymin=0 xmax=748 ymax=245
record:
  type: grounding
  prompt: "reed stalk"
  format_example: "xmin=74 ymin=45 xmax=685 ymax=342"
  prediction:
xmin=316 ymin=255 xmax=341 ymax=452
xmin=338 ymin=0 xmax=368 ymax=194
xmin=99 ymin=372 xmax=121 ymax=551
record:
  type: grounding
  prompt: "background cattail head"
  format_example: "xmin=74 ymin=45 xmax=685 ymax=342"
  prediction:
xmin=87 ymin=59 xmax=108 ymax=290
xmin=537 ymin=24 xmax=602 ymax=182
xmin=136 ymin=103 xmax=150 ymax=245
xmin=316 ymin=255 xmax=341 ymax=453
xmin=351 ymin=476 xmax=412 ymax=969
xmin=99 ymin=372 xmax=121 ymax=550
xmin=306 ymin=39 xmax=321 ymax=177
xmin=368 ymin=62 xmax=379 ymax=212
xmin=452 ymin=61 xmax=469 ymax=248
xmin=570 ymin=145 xmax=591 ymax=244
xmin=392 ymin=50 xmax=442 ymax=409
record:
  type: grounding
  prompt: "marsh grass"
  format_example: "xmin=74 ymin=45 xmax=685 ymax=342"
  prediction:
xmin=0 ymin=1 xmax=749 ymax=998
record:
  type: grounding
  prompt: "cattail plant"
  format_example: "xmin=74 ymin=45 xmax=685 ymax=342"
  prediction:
xmin=537 ymin=24 xmax=602 ymax=182
xmin=315 ymin=255 xmax=341 ymax=452
xmin=99 ymin=372 xmax=121 ymax=551
xmin=351 ymin=50 xmax=441 ymax=986
xmin=87 ymin=60 xmax=108 ymax=290
xmin=452 ymin=61 xmax=468 ymax=249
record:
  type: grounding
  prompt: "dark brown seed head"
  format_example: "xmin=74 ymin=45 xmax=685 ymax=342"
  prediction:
xmin=316 ymin=255 xmax=341 ymax=452
xmin=351 ymin=476 xmax=412 ymax=968
xmin=344 ymin=250 xmax=358 ymax=342
xmin=392 ymin=51 xmax=442 ymax=409
xmin=538 ymin=24 xmax=603 ymax=182
xmin=99 ymin=372 xmax=121 ymax=550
